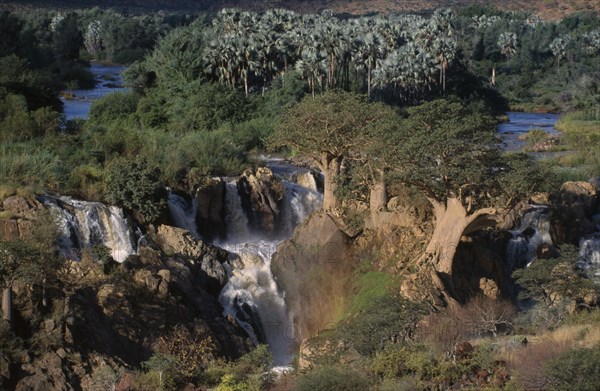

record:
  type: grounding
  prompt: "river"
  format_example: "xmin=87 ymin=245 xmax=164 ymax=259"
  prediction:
xmin=61 ymin=62 xmax=126 ymax=121
xmin=497 ymin=111 xmax=561 ymax=152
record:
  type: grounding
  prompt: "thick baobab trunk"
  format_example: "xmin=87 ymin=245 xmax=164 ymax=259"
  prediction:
xmin=2 ymin=286 xmax=12 ymax=324
xmin=420 ymin=197 xmax=499 ymax=299
xmin=369 ymin=171 xmax=387 ymax=214
xmin=319 ymin=154 xmax=341 ymax=212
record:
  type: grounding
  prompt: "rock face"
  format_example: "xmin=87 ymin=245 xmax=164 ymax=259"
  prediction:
xmin=271 ymin=212 xmax=354 ymax=341
xmin=552 ymin=181 xmax=598 ymax=244
xmin=0 ymin=196 xmax=42 ymax=241
xmin=194 ymin=178 xmax=226 ymax=240
xmin=238 ymin=168 xmax=285 ymax=236
xmin=1 ymin=210 xmax=253 ymax=389
xmin=452 ymin=232 xmax=513 ymax=302
xmin=156 ymin=224 xmax=230 ymax=293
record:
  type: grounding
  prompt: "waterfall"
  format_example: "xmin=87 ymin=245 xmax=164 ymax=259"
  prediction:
xmin=280 ymin=181 xmax=323 ymax=237
xmin=506 ymin=206 xmax=553 ymax=271
xmin=167 ymin=191 xmax=201 ymax=239
xmin=41 ymin=196 xmax=137 ymax=263
xmin=217 ymin=177 xmax=322 ymax=368
xmin=224 ymin=180 xmax=251 ymax=241
xmin=578 ymin=234 xmax=600 ymax=282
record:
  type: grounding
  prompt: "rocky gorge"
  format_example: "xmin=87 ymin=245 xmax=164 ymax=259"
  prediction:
xmin=1 ymin=157 xmax=600 ymax=389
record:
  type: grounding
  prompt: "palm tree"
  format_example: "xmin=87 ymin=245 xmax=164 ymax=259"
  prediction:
xmin=353 ymin=31 xmax=385 ymax=97
xmin=498 ymin=32 xmax=518 ymax=63
xmin=550 ymin=35 xmax=570 ymax=72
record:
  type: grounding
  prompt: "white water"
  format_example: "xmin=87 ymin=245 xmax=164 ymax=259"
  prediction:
xmin=42 ymin=196 xmax=137 ymax=263
xmin=506 ymin=206 xmax=553 ymax=270
xmin=224 ymin=180 xmax=251 ymax=241
xmin=167 ymin=191 xmax=201 ymax=240
xmin=578 ymin=228 xmax=600 ymax=282
xmin=218 ymin=179 xmax=322 ymax=367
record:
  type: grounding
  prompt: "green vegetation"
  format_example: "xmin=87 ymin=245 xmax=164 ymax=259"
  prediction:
xmin=544 ymin=344 xmax=600 ymax=391
xmin=0 ymin=3 xmax=598 ymax=391
xmin=554 ymin=110 xmax=600 ymax=176
xmin=295 ymin=366 xmax=371 ymax=391
xmin=104 ymin=157 xmax=167 ymax=222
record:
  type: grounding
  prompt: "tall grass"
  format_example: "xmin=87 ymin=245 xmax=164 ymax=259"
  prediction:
xmin=0 ymin=142 xmax=63 ymax=192
xmin=554 ymin=110 xmax=600 ymax=177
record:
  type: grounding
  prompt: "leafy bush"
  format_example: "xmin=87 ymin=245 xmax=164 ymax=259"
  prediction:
xmin=544 ymin=344 xmax=600 ymax=391
xmin=204 ymin=345 xmax=274 ymax=391
xmin=89 ymin=92 xmax=139 ymax=124
xmin=370 ymin=344 xmax=437 ymax=381
xmin=295 ymin=366 xmax=371 ymax=391
xmin=105 ymin=157 xmax=167 ymax=222
xmin=336 ymin=295 xmax=426 ymax=356
xmin=138 ymin=354 xmax=180 ymax=391
xmin=154 ymin=324 xmax=216 ymax=378
xmin=513 ymin=244 xmax=599 ymax=306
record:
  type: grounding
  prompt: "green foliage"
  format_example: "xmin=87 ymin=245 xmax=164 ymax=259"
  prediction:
xmin=371 ymin=344 xmax=438 ymax=381
xmin=295 ymin=366 xmax=371 ymax=391
xmin=0 ymin=240 xmax=48 ymax=288
xmin=204 ymin=345 xmax=274 ymax=391
xmin=0 ymin=143 xmax=63 ymax=190
xmin=336 ymin=295 xmax=426 ymax=356
xmin=105 ymin=157 xmax=167 ymax=222
xmin=544 ymin=344 xmax=600 ymax=391
xmin=140 ymin=354 xmax=181 ymax=391
xmin=512 ymin=244 xmax=599 ymax=306
xmin=271 ymin=91 xmax=397 ymax=163
xmin=88 ymin=92 xmax=139 ymax=124
xmin=349 ymin=272 xmax=396 ymax=314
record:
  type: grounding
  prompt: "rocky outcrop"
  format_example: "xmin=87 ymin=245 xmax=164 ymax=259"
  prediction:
xmin=451 ymin=232 xmax=513 ymax=302
xmin=271 ymin=212 xmax=354 ymax=341
xmin=552 ymin=181 xmax=598 ymax=244
xmin=156 ymin=224 xmax=230 ymax=293
xmin=238 ymin=168 xmax=285 ymax=235
xmin=0 ymin=196 xmax=42 ymax=241
xmin=1 ymin=215 xmax=252 ymax=389
xmin=194 ymin=178 xmax=226 ymax=240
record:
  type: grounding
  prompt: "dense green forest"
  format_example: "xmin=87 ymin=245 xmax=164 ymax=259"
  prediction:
xmin=2 ymin=6 xmax=598 ymax=202
xmin=1 ymin=4 xmax=599 ymax=391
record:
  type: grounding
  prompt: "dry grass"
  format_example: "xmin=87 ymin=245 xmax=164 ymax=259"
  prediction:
xmin=494 ymin=320 xmax=600 ymax=389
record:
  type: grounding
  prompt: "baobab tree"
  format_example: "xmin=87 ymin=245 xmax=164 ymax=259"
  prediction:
xmin=371 ymin=100 xmax=546 ymax=300
xmin=270 ymin=91 xmax=397 ymax=211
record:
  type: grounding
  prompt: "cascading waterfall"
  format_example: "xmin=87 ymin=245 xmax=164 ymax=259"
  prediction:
xmin=224 ymin=180 xmax=251 ymax=241
xmin=218 ymin=179 xmax=322 ymax=368
xmin=506 ymin=206 xmax=553 ymax=271
xmin=167 ymin=190 xmax=201 ymax=239
xmin=578 ymin=234 xmax=600 ymax=281
xmin=41 ymin=196 xmax=137 ymax=263
xmin=164 ymin=172 xmax=322 ymax=368
xmin=280 ymin=181 xmax=322 ymax=237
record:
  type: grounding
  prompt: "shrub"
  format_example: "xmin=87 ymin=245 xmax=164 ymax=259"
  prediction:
xmin=89 ymin=92 xmax=139 ymax=124
xmin=206 ymin=345 xmax=274 ymax=391
xmin=370 ymin=344 xmax=437 ymax=381
xmin=139 ymin=354 xmax=181 ymax=391
xmin=336 ymin=295 xmax=426 ymax=356
xmin=544 ymin=344 xmax=600 ymax=391
xmin=418 ymin=296 xmax=516 ymax=350
xmin=295 ymin=366 xmax=371 ymax=391
xmin=154 ymin=324 xmax=216 ymax=378
xmin=90 ymin=365 xmax=122 ymax=391
xmin=105 ymin=157 xmax=167 ymax=222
